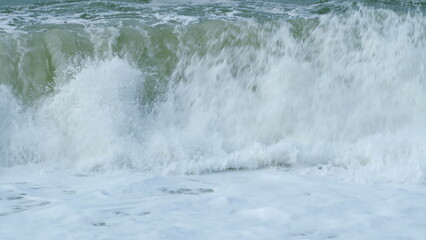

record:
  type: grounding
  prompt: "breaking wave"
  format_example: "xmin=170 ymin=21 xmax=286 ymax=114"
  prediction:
xmin=1 ymin=2 xmax=426 ymax=183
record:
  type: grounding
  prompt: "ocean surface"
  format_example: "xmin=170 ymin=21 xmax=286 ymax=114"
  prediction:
xmin=2 ymin=1 xmax=426 ymax=239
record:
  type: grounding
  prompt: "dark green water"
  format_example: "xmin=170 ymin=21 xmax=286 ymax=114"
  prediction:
xmin=1 ymin=0 xmax=423 ymax=102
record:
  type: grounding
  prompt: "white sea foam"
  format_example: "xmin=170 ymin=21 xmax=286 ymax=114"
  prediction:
xmin=1 ymin=168 xmax=426 ymax=240
xmin=1 ymin=58 xmax=144 ymax=170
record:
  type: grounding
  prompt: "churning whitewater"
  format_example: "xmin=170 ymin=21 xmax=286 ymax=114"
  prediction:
xmin=1 ymin=0 xmax=426 ymax=183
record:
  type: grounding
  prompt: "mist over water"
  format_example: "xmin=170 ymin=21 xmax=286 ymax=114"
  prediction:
xmin=1 ymin=0 xmax=426 ymax=183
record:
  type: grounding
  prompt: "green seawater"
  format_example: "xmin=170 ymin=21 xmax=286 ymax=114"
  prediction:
xmin=0 ymin=0 xmax=425 ymax=103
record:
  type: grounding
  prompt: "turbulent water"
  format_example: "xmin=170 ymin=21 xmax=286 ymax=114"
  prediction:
xmin=1 ymin=0 xmax=426 ymax=183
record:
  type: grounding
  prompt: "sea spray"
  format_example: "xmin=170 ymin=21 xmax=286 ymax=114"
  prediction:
xmin=1 ymin=1 xmax=426 ymax=182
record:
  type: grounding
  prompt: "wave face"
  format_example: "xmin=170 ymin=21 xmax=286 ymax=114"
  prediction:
xmin=1 ymin=0 xmax=426 ymax=182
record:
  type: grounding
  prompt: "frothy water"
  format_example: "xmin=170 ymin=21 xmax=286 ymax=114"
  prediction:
xmin=1 ymin=0 xmax=426 ymax=183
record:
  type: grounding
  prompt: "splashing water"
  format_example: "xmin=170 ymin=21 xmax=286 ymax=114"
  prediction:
xmin=1 ymin=0 xmax=426 ymax=183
